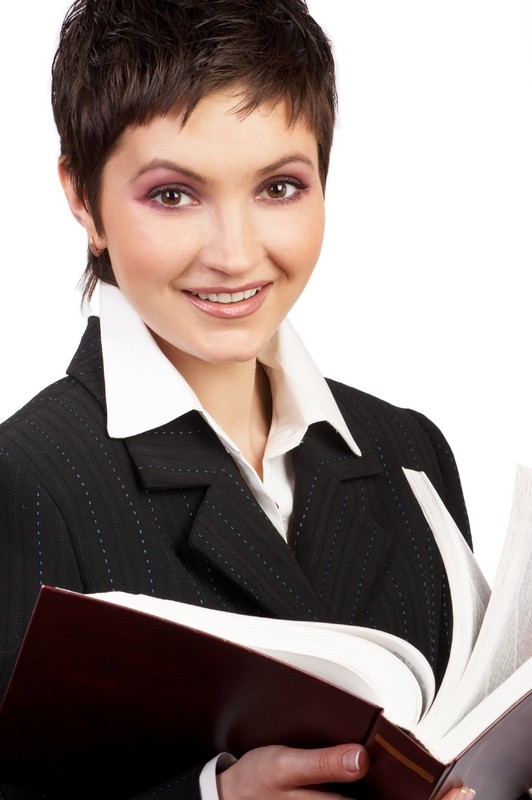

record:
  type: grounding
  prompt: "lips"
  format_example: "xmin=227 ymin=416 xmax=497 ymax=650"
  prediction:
xmin=184 ymin=283 xmax=271 ymax=318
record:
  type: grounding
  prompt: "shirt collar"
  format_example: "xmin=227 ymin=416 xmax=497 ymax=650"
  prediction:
xmin=99 ymin=283 xmax=361 ymax=457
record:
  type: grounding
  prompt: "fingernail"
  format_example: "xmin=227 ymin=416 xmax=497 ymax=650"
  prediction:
xmin=460 ymin=789 xmax=476 ymax=800
xmin=342 ymin=748 xmax=361 ymax=773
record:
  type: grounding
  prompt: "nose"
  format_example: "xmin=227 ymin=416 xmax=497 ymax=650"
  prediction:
xmin=199 ymin=201 xmax=263 ymax=275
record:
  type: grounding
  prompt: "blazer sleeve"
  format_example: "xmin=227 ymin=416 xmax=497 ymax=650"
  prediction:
xmin=0 ymin=768 xmax=203 ymax=800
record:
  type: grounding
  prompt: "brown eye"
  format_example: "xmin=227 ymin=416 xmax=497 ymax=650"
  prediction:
xmin=266 ymin=181 xmax=288 ymax=199
xmin=160 ymin=188 xmax=183 ymax=206
xmin=150 ymin=186 xmax=195 ymax=208
xmin=258 ymin=179 xmax=304 ymax=202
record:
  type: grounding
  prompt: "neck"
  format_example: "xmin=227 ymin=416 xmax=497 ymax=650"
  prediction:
xmin=155 ymin=343 xmax=272 ymax=477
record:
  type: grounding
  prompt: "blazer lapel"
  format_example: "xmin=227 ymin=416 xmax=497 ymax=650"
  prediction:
xmin=291 ymin=422 xmax=392 ymax=622
xmin=189 ymin=470 xmax=326 ymax=619
xmin=125 ymin=413 xmax=325 ymax=620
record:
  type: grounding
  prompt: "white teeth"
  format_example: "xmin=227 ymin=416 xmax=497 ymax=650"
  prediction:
xmin=194 ymin=287 xmax=261 ymax=303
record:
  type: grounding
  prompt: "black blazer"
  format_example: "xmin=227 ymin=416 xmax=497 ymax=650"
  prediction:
xmin=0 ymin=317 xmax=471 ymax=800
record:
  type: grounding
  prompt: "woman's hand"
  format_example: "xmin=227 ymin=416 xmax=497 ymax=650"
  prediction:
xmin=217 ymin=743 xmax=368 ymax=800
xmin=216 ymin=743 xmax=476 ymax=800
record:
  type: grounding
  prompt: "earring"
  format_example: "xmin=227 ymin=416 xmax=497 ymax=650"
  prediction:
xmin=89 ymin=238 xmax=104 ymax=258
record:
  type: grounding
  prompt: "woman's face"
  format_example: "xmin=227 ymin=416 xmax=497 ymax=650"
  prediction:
xmin=74 ymin=89 xmax=325 ymax=372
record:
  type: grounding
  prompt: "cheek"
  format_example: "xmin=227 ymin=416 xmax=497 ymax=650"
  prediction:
xmin=305 ymin=219 xmax=325 ymax=263
xmin=106 ymin=238 xmax=146 ymax=286
xmin=105 ymin=223 xmax=178 ymax=287
xmin=279 ymin=207 xmax=324 ymax=276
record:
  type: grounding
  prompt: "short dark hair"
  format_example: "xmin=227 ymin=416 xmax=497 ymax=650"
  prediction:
xmin=52 ymin=0 xmax=337 ymax=299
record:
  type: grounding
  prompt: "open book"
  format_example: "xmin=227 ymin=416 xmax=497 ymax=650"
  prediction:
xmin=0 ymin=466 xmax=531 ymax=799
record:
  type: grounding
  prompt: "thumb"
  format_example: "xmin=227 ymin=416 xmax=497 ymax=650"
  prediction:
xmin=285 ymin=743 xmax=369 ymax=787
xmin=217 ymin=743 xmax=370 ymax=800
xmin=443 ymin=789 xmax=476 ymax=800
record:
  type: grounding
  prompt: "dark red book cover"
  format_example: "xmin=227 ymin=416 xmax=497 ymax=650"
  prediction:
xmin=0 ymin=587 xmax=530 ymax=799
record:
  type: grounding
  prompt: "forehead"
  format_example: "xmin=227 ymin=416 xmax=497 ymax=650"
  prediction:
xmin=107 ymin=90 xmax=319 ymax=179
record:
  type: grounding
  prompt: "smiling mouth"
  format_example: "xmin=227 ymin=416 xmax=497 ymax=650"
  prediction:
xmin=189 ymin=287 xmax=262 ymax=304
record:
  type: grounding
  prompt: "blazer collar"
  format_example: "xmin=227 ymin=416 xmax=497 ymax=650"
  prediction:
xmin=66 ymin=316 xmax=107 ymax=406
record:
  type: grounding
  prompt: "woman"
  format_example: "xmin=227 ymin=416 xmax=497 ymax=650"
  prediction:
xmin=0 ymin=1 xmax=475 ymax=798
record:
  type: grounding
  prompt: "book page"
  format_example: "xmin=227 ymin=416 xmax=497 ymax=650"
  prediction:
xmin=293 ymin=618 xmax=435 ymax=713
xmin=429 ymin=658 xmax=532 ymax=763
xmin=402 ymin=469 xmax=491 ymax=741
xmin=89 ymin=590 xmax=424 ymax=729
xmin=422 ymin=463 xmax=532 ymax=740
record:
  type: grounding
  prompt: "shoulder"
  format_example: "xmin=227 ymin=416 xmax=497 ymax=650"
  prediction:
xmin=0 ymin=376 xmax=105 ymax=490
xmin=327 ymin=378 xmax=451 ymax=458
xmin=0 ymin=326 xmax=108 ymax=495
xmin=326 ymin=378 xmax=471 ymax=542
xmin=0 ymin=317 xmax=105 ymax=456
xmin=0 ymin=374 xmax=86 ymax=428
xmin=0 ymin=371 xmax=104 ymax=439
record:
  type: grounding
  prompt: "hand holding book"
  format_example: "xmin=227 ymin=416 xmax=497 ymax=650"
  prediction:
xmin=0 ymin=466 xmax=531 ymax=799
xmin=213 ymin=742 xmax=476 ymax=800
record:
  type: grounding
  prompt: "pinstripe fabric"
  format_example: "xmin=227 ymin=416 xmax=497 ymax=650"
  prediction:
xmin=0 ymin=317 xmax=471 ymax=800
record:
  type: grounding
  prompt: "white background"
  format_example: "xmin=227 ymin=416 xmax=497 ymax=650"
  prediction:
xmin=1 ymin=1 xmax=531 ymax=584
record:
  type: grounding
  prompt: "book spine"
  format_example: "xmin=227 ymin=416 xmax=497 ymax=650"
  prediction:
xmin=361 ymin=717 xmax=447 ymax=800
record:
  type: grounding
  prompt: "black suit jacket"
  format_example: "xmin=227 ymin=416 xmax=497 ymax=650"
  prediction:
xmin=0 ymin=317 xmax=471 ymax=800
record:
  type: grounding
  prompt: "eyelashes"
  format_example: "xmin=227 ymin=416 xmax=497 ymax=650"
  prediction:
xmin=146 ymin=176 xmax=311 ymax=209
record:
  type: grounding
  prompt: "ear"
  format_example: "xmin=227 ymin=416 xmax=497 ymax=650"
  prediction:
xmin=58 ymin=158 xmax=107 ymax=252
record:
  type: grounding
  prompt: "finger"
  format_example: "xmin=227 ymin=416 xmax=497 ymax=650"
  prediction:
xmin=274 ymin=743 xmax=369 ymax=788
xmin=443 ymin=788 xmax=476 ymax=800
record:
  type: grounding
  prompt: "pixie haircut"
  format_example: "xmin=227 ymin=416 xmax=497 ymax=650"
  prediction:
xmin=52 ymin=0 xmax=337 ymax=298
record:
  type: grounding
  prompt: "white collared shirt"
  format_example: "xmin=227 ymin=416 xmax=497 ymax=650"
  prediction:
xmin=99 ymin=283 xmax=361 ymax=539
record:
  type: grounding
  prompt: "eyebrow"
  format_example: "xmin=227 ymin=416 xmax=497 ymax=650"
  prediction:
xmin=132 ymin=160 xmax=206 ymax=184
xmin=131 ymin=153 xmax=316 ymax=184
xmin=256 ymin=153 xmax=316 ymax=177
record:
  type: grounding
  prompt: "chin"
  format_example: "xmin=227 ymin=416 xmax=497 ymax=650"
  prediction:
xmin=198 ymin=334 xmax=272 ymax=365
xmin=203 ymin=349 xmax=263 ymax=366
